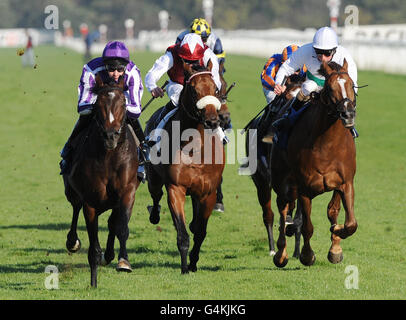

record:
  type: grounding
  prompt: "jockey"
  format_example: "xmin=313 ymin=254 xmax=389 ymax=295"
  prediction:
xmin=145 ymin=33 xmax=222 ymax=114
xmin=273 ymin=27 xmax=359 ymax=138
xmin=60 ymin=41 xmax=148 ymax=175
xmin=260 ymin=45 xmax=306 ymax=143
xmin=176 ymin=18 xmax=226 ymax=75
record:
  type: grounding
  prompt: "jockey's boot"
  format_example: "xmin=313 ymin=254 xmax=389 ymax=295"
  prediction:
xmin=127 ymin=117 xmax=150 ymax=165
xmin=59 ymin=113 xmax=93 ymax=174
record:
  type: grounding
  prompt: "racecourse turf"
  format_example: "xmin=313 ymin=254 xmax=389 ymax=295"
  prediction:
xmin=0 ymin=45 xmax=405 ymax=300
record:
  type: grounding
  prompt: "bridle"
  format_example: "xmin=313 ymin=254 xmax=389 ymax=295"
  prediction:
xmin=179 ymin=71 xmax=221 ymax=127
xmin=321 ymin=71 xmax=357 ymax=120
xmin=93 ymin=86 xmax=126 ymax=139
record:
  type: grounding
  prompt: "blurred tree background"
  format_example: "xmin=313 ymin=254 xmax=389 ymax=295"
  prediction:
xmin=1 ymin=0 xmax=405 ymax=37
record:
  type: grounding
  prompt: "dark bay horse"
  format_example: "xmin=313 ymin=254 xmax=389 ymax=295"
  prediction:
xmin=145 ymin=65 xmax=225 ymax=274
xmin=63 ymin=75 xmax=140 ymax=287
xmin=244 ymin=74 xmax=304 ymax=258
xmin=271 ymin=60 xmax=358 ymax=268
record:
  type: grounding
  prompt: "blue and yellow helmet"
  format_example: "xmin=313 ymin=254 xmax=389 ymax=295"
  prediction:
xmin=190 ymin=18 xmax=211 ymax=40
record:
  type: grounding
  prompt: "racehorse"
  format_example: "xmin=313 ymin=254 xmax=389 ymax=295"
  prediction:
xmin=145 ymin=64 xmax=225 ymax=274
xmin=244 ymin=74 xmax=304 ymax=258
xmin=63 ymin=74 xmax=141 ymax=287
xmin=271 ymin=60 xmax=358 ymax=268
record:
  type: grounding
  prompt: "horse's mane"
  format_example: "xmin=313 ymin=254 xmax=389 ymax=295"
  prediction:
xmin=318 ymin=61 xmax=342 ymax=78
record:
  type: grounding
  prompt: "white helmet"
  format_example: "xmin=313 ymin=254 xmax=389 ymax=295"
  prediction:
xmin=313 ymin=27 xmax=338 ymax=50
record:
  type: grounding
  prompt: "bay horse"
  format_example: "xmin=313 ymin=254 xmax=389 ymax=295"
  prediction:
xmin=271 ymin=60 xmax=357 ymax=268
xmin=63 ymin=74 xmax=141 ymax=287
xmin=245 ymin=74 xmax=304 ymax=258
xmin=145 ymin=64 xmax=225 ymax=274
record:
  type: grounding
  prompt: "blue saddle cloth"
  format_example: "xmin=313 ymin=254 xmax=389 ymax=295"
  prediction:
xmin=273 ymin=103 xmax=310 ymax=150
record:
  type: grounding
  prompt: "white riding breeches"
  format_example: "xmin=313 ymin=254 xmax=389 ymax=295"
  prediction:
xmin=301 ymin=79 xmax=323 ymax=97
xmin=166 ymin=80 xmax=184 ymax=106
xmin=262 ymin=87 xmax=277 ymax=104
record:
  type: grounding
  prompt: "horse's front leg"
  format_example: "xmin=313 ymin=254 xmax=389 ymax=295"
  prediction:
xmin=327 ymin=190 xmax=344 ymax=264
xmin=273 ymin=195 xmax=290 ymax=268
xmin=66 ymin=202 xmax=82 ymax=253
xmin=332 ymin=182 xmax=358 ymax=240
xmin=189 ymin=192 xmax=216 ymax=272
xmin=167 ymin=185 xmax=189 ymax=274
xmin=147 ymin=166 xmax=164 ymax=224
xmin=83 ymin=204 xmax=102 ymax=288
xmin=115 ymin=190 xmax=135 ymax=272
xmin=299 ymin=195 xmax=316 ymax=266
xmin=252 ymin=173 xmax=275 ymax=256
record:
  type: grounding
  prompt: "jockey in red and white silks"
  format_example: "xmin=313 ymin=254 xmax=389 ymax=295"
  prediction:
xmin=145 ymin=33 xmax=222 ymax=107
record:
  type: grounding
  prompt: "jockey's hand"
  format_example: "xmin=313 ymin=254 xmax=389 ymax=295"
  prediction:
xmin=151 ymin=87 xmax=165 ymax=98
xmin=274 ymin=84 xmax=287 ymax=96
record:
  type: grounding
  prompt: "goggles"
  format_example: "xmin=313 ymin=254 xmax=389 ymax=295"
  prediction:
xmin=314 ymin=48 xmax=336 ymax=57
xmin=182 ymin=58 xmax=200 ymax=65
xmin=105 ymin=64 xmax=126 ymax=72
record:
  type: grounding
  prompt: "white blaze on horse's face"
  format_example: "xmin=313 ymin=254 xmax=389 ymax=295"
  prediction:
xmin=196 ymin=96 xmax=222 ymax=111
xmin=108 ymin=92 xmax=116 ymax=123
xmin=337 ymin=78 xmax=349 ymax=108
xmin=109 ymin=111 xmax=115 ymax=123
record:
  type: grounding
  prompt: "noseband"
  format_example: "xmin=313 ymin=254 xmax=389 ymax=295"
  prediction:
xmin=180 ymin=71 xmax=221 ymax=126
xmin=323 ymin=71 xmax=356 ymax=120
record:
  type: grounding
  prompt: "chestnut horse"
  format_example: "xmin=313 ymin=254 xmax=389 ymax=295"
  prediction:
xmin=271 ymin=60 xmax=357 ymax=268
xmin=145 ymin=66 xmax=225 ymax=274
xmin=245 ymin=74 xmax=304 ymax=258
xmin=63 ymin=75 xmax=140 ymax=287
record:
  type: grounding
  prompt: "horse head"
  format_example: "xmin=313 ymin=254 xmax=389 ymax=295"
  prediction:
xmin=181 ymin=61 xmax=222 ymax=130
xmin=320 ymin=59 xmax=357 ymax=128
xmin=93 ymin=74 xmax=127 ymax=150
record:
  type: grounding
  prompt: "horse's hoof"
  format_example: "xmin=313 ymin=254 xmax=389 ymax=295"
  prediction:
xmin=300 ymin=252 xmax=316 ymax=266
xmin=328 ymin=251 xmax=343 ymax=264
xmin=100 ymin=253 xmax=114 ymax=266
xmin=181 ymin=267 xmax=189 ymax=274
xmin=66 ymin=239 xmax=81 ymax=253
xmin=116 ymin=258 xmax=132 ymax=272
xmin=269 ymin=250 xmax=276 ymax=257
xmin=286 ymin=224 xmax=296 ymax=237
xmin=188 ymin=264 xmax=197 ymax=272
xmin=273 ymin=253 xmax=289 ymax=268
xmin=148 ymin=205 xmax=161 ymax=225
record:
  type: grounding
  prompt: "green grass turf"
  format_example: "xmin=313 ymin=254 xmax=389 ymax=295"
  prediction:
xmin=0 ymin=45 xmax=405 ymax=299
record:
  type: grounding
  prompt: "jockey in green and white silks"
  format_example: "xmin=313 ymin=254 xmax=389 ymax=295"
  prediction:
xmin=275 ymin=27 xmax=358 ymax=106
xmin=273 ymin=27 xmax=359 ymax=138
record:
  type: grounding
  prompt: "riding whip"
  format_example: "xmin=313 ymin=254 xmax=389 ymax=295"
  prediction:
xmin=141 ymin=80 xmax=169 ymax=112
xmin=241 ymin=76 xmax=287 ymax=134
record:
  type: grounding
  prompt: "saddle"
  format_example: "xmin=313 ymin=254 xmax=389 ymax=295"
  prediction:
xmin=273 ymin=101 xmax=310 ymax=150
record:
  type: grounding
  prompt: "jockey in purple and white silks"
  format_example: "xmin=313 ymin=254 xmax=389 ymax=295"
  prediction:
xmin=60 ymin=41 xmax=149 ymax=176
xmin=273 ymin=27 xmax=359 ymax=138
